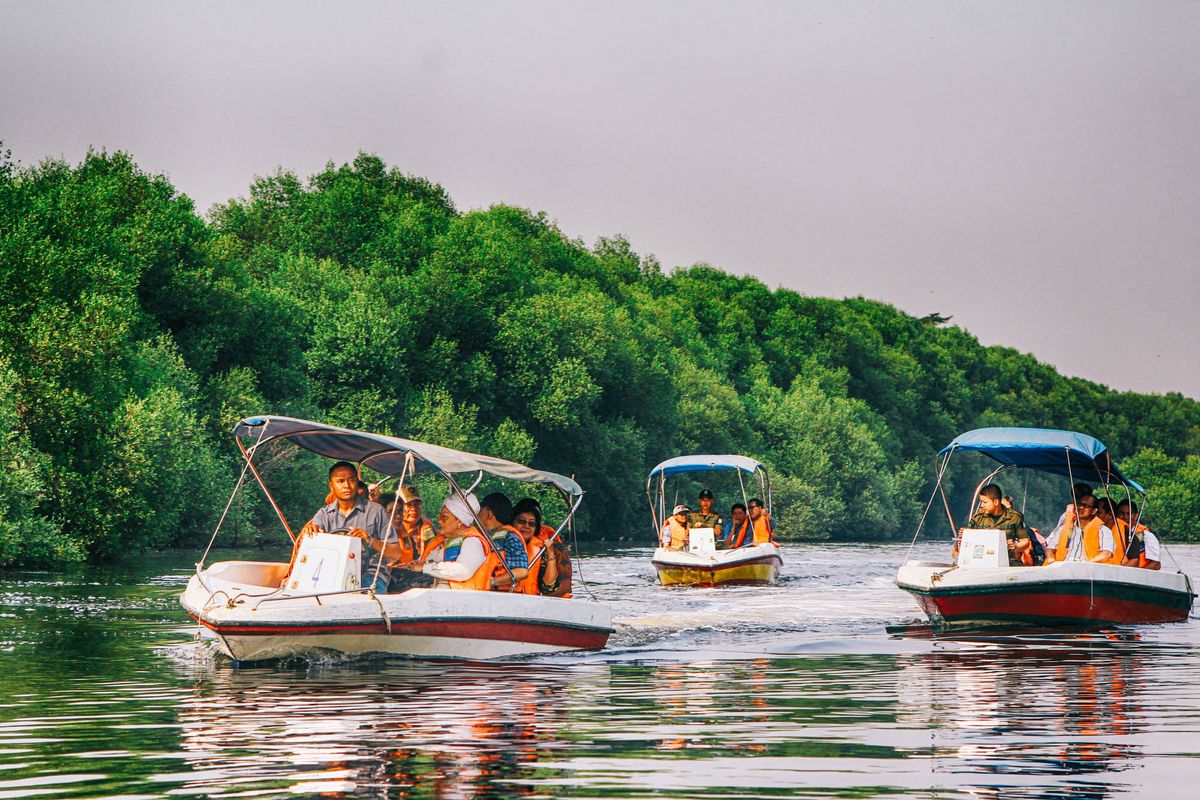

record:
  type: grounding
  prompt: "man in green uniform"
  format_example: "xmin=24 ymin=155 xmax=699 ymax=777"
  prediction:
xmin=687 ymin=489 xmax=724 ymax=542
xmin=963 ymin=483 xmax=1030 ymax=566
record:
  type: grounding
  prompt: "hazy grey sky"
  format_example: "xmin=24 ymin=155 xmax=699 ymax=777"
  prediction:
xmin=4 ymin=1 xmax=1199 ymax=399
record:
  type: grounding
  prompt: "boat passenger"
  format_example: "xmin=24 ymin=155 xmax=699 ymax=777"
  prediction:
xmin=1054 ymin=496 xmax=1116 ymax=563
xmin=381 ymin=493 xmax=423 ymax=567
xmin=504 ymin=499 xmax=545 ymax=594
xmin=478 ymin=492 xmax=530 ymax=589
xmin=999 ymin=496 xmax=1045 ymax=564
xmin=1116 ymin=500 xmax=1161 ymax=570
xmin=300 ymin=461 xmax=401 ymax=593
xmin=1095 ymin=498 xmax=1129 ymax=566
xmin=397 ymin=484 xmax=436 ymax=549
xmin=721 ymin=503 xmax=750 ymax=549
xmin=964 ymin=483 xmax=1030 ymax=566
xmin=506 ymin=497 xmax=573 ymax=596
xmin=420 ymin=493 xmax=495 ymax=588
xmin=537 ymin=524 xmax=573 ymax=598
xmin=687 ymin=489 xmax=724 ymax=541
xmin=662 ymin=505 xmax=690 ymax=549
xmin=747 ymin=498 xmax=774 ymax=544
xmin=1043 ymin=484 xmax=1095 ymax=565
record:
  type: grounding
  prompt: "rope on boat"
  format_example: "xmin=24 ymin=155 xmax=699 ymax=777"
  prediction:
xmin=370 ymin=591 xmax=393 ymax=635
xmin=903 ymin=448 xmax=954 ymax=565
xmin=199 ymin=421 xmax=269 ymax=570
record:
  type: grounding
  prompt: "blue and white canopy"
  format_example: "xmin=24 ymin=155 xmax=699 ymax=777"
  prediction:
xmin=647 ymin=454 xmax=765 ymax=479
xmin=940 ymin=427 xmax=1143 ymax=493
xmin=234 ymin=416 xmax=582 ymax=496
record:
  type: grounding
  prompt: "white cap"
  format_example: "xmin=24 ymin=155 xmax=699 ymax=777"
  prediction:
xmin=442 ymin=492 xmax=481 ymax=526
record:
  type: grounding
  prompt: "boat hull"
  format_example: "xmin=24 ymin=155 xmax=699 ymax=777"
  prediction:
xmin=182 ymin=562 xmax=613 ymax=662
xmin=896 ymin=560 xmax=1195 ymax=629
xmin=652 ymin=544 xmax=782 ymax=587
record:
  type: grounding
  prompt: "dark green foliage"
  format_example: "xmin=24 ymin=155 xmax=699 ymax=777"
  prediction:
xmin=1 ymin=147 xmax=1198 ymax=568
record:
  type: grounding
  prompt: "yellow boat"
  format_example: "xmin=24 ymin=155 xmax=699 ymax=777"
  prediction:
xmin=647 ymin=455 xmax=783 ymax=587
xmin=652 ymin=541 xmax=782 ymax=586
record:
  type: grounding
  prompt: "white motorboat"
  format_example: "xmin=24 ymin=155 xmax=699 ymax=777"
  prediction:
xmin=895 ymin=427 xmax=1195 ymax=629
xmin=183 ymin=416 xmax=613 ymax=661
xmin=646 ymin=454 xmax=782 ymax=587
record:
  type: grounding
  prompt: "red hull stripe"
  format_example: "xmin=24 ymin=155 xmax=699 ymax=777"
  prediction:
xmin=650 ymin=555 xmax=782 ymax=573
xmin=667 ymin=579 xmax=775 ymax=587
xmin=904 ymin=577 xmax=1193 ymax=610
xmin=190 ymin=615 xmax=611 ymax=649
xmin=904 ymin=585 xmax=1192 ymax=625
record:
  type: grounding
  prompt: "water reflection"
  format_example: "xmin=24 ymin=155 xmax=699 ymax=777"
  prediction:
xmin=0 ymin=544 xmax=1195 ymax=799
xmin=895 ymin=634 xmax=1166 ymax=798
xmin=173 ymin=660 xmax=593 ymax=798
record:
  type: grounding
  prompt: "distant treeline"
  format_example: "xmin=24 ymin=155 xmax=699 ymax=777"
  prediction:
xmin=2 ymin=148 xmax=1199 ymax=567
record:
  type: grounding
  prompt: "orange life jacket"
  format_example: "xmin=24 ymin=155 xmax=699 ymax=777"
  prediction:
xmin=725 ymin=518 xmax=751 ymax=548
xmin=517 ymin=532 xmax=545 ymax=595
xmin=391 ymin=527 xmax=422 ymax=565
xmin=751 ymin=515 xmax=773 ymax=544
xmin=538 ymin=524 xmax=573 ymax=598
xmin=663 ymin=518 xmax=689 ymax=549
xmin=1108 ymin=520 xmax=1129 ymax=566
xmin=419 ymin=526 xmax=496 ymax=590
xmin=1053 ymin=509 xmax=1077 ymax=562
xmin=401 ymin=517 xmax=435 ymax=546
xmin=489 ymin=525 xmax=528 ymax=592
xmin=1077 ymin=518 xmax=1115 ymax=562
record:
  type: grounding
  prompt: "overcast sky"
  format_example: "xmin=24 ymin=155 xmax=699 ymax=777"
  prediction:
xmin=4 ymin=1 xmax=1198 ymax=399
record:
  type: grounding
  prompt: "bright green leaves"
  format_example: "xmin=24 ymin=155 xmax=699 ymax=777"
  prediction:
xmin=4 ymin=144 xmax=1200 ymax=564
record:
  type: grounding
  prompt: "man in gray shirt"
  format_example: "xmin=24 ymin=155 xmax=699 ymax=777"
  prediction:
xmin=299 ymin=461 xmax=399 ymax=593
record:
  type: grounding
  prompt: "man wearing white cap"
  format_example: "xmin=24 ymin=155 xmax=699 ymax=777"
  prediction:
xmin=421 ymin=492 xmax=491 ymax=586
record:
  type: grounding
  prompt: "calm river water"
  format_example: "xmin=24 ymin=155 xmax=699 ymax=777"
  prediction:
xmin=1 ymin=542 xmax=1198 ymax=799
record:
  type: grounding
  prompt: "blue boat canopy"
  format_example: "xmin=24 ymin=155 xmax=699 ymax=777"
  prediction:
xmin=939 ymin=427 xmax=1143 ymax=493
xmin=648 ymin=454 xmax=765 ymax=478
xmin=234 ymin=416 xmax=582 ymax=496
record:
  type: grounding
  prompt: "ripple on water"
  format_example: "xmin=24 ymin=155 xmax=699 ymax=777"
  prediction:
xmin=0 ymin=543 xmax=1195 ymax=798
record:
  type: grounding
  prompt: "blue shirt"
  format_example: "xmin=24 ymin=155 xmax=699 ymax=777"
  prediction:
xmin=490 ymin=528 xmax=529 ymax=570
xmin=311 ymin=498 xmax=397 ymax=588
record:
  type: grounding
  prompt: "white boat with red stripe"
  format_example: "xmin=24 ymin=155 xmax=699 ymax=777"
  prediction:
xmin=896 ymin=427 xmax=1195 ymax=630
xmin=183 ymin=416 xmax=612 ymax=662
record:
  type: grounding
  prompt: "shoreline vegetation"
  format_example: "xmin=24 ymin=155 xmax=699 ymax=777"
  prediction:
xmin=2 ymin=147 xmax=1199 ymax=568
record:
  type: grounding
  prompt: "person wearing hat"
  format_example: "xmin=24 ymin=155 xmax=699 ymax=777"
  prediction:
xmin=687 ymin=489 xmax=724 ymax=541
xmin=420 ymin=492 xmax=491 ymax=586
xmin=397 ymin=484 xmax=435 ymax=551
xmin=661 ymin=504 xmax=690 ymax=550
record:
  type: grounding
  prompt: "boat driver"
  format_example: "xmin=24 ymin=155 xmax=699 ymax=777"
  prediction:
xmin=964 ymin=483 xmax=1031 ymax=566
xmin=300 ymin=461 xmax=401 ymax=593
xmin=687 ymin=489 xmax=724 ymax=540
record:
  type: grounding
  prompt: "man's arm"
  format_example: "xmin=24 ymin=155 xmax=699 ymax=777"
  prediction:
xmin=1090 ymin=525 xmax=1115 ymax=562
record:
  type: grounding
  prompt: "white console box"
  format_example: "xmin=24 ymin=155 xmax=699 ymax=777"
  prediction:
xmin=688 ymin=527 xmax=716 ymax=556
xmin=956 ymin=529 xmax=1009 ymax=569
xmin=283 ymin=532 xmax=362 ymax=595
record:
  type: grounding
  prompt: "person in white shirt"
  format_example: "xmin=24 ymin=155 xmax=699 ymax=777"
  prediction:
xmin=421 ymin=493 xmax=487 ymax=585
xmin=1116 ymin=500 xmax=1162 ymax=570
